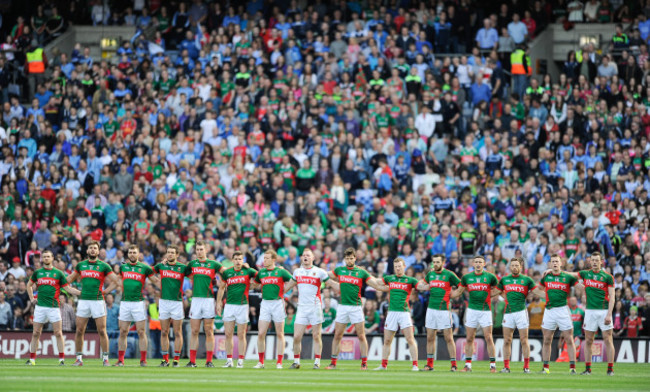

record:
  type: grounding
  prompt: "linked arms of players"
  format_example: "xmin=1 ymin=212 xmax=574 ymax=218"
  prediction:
xmin=27 ymin=278 xmax=82 ymax=305
xmin=328 ymin=270 xmax=388 ymax=292
xmin=66 ymin=269 xmax=120 ymax=295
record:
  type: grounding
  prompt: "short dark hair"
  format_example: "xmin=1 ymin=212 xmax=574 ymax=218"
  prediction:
xmin=344 ymin=248 xmax=356 ymax=258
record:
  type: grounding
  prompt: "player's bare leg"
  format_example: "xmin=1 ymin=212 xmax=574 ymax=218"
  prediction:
xmin=501 ymin=326 xmax=514 ymax=372
xmin=203 ymin=319 xmax=215 ymax=367
xmin=187 ymin=318 xmax=201 ymax=367
xmin=311 ymin=323 xmax=323 ymax=368
xmin=73 ymin=316 xmax=89 ymax=366
xmin=135 ymin=320 xmax=149 ymax=366
xmin=425 ymin=328 xmax=436 ymax=370
xmin=115 ymin=320 xmax=130 ymax=366
xmin=482 ymin=325 xmax=497 ymax=372
xmin=540 ymin=328 xmax=554 ymax=374
xmin=404 ymin=326 xmax=419 ymax=371
xmin=274 ymin=321 xmax=286 ymax=369
xmin=462 ymin=326 xmax=477 ymax=372
xmin=27 ymin=322 xmax=43 ymax=365
xmin=326 ymin=322 xmax=346 ymax=369
xmin=255 ymin=320 xmax=271 ymax=368
xmin=602 ymin=329 xmax=615 ymax=375
xmin=291 ymin=323 xmax=307 ymax=368
xmin=561 ymin=329 xmax=577 ymax=374
xmin=236 ymin=323 xmax=248 ymax=367
xmin=172 ymin=319 xmax=183 ymax=366
xmin=95 ymin=316 xmax=110 ymax=365
xmin=443 ymin=328 xmax=457 ymax=371
xmin=222 ymin=320 xmax=235 ymax=367
xmin=354 ymin=321 xmax=369 ymax=370
xmin=519 ymin=328 xmax=531 ymax=372
xmin=375 ymin=329 xmax=396 ymax=370
xmin=160 ymin=319 xmax=171 ymax=366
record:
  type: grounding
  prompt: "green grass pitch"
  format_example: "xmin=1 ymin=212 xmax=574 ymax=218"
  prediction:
xmin=1 ymin=360 xmax=649 ymax=391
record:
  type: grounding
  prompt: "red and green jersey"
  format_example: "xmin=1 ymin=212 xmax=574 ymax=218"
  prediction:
xmin=579 ymin=269 xmax=614 ymax=310
xmin=254 ymin=267 xmax=293 ymax=300
xmin=570 ymin=306 xmax=585 ymax=337
xmin=186 ymin=259 xmax=223 ymax=298
xmin=333 ymin=266 xmax=372 ymax=306
xmin=424 ymin=268 xmax=461 ymax=310
xmin=538 ymin=272 xmax=578 ymax=309
xmin=383 ymin=274 xmax=419 ymax=312
xmin=222 ymin=267 xmax=257 ymax=305
xmin=75 ymin=259 xmax=113 ymax=300
xmin=120 ymin=262 xmax=154 ymax=302
xmin=498 ymin=274 xmax=536 ymax=313
xmin=154 ymin=262 xmax=189 ymax=301
xmin=30 ymin=267 xmax=68 ymax=308
xmin=460 ymin=271 xmax=499 ymax=311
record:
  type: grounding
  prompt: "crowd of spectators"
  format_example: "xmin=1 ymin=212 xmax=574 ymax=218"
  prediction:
xmin=0 ymin=0 xmax=649 ymax=348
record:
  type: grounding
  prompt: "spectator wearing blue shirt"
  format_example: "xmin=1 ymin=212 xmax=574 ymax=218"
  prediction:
xmin=222 ymin=7 xmax=240 ymax=27
xmin=470 ymin=75 xmax=491 ymax=106
xmin=475 ymin=18 xmax=499 ymax=50
xmin=34 ymin=87 xmax=52 ymax=109
xmin=431 ymin=225 xmax=459 ymax=259
xmin=434 ymin=11 xmax=452 ymax=52
xmin=17 ymin=130 xmax=37 ymax=159
xmin=639 ymin=14 xmax=650 ymax=42
xmin=507 ymin=13 xmax=528 ymax=44
xmin=178 ymin=31 xmax=199 ymax=60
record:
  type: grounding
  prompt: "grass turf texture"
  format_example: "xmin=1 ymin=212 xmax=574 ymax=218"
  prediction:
xmin=1 ymin=360 xmax=648 ymax=391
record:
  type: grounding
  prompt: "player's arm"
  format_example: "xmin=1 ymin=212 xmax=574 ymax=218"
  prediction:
xmin=66 ymin=270 xmax=79 ymax=283
xmin=416 ymin=280 xmax=429 ymax=291
xmin=285 ymin=279 xmax=297 ymax=292
xmin=325 ymin=278 xmax=340 ymax=293
xmin=63 ymin=282 xmax=81 ymax=296
xmin=532 ymin=283 xmax=546 ymax=297
xmin=491 ymin=287 xmax=502 ymax=297
xmin=367 ymin=276 xmax=388 ymax=292
xmin=605 ymin=285 xmax=615 ymax=325
xmin=216 ymin=279 xmax=226 ymax=316
xmin=27 ymin=280 xmax=37 ymax=305
xmin=148 ymin=273 xmax=160 ymax=286
xmin=328 ymin=270 xmax=339 ymax=282
xmin=102 ymin=272 xmax=120 ymax=295
xmin=450 ymin=286 xmax=465 ymax=298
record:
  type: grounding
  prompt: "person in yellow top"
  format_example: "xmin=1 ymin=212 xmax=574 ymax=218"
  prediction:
xmin=25 ymin=44 xmax=48 ymax=100
xmin=510 ymin=44 xmax=531 ymax=100
xmin=528 ymin=292 xmax=546 ymax=336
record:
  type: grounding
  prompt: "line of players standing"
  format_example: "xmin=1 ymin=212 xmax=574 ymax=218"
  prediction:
xmin=25 ymin=241 xmax=616 ymax=375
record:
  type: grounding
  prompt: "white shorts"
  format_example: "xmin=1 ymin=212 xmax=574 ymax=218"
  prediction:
xmin=464 ymin=308 xmax=492 ymax=329
xmin=542 ymin=306 xmax=573 ymax=331
xmin=260 ymin=299 xmax=286 ymax=323
xmin=295 ymin=305 xmax=324 ymax=326
xmin=426 ymin=308 xmax=453 ymax=330
xmin=119 ymin=301 xmax=147 ymax=322
xmin=584 ymin=309 xmax=613 ymax=332
xmin=223 ymin=304 xmax=249 ymax=324
xmin=76 ymin=299 xmax=107 ymax=319
xmin=33 ymin=305 xmax=62 ymax=324
xmin=189 ymin=297 xmax=215 ymax=320
xmin=384 ymin=311 xmax=413 ymax=331
xmin=503 ymin=310 xmax=530 ymax=330
xmin=335 ymin=304 xmax=364 ymax=325
xmin=159 ymin=299 xmax=184 ymax=321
